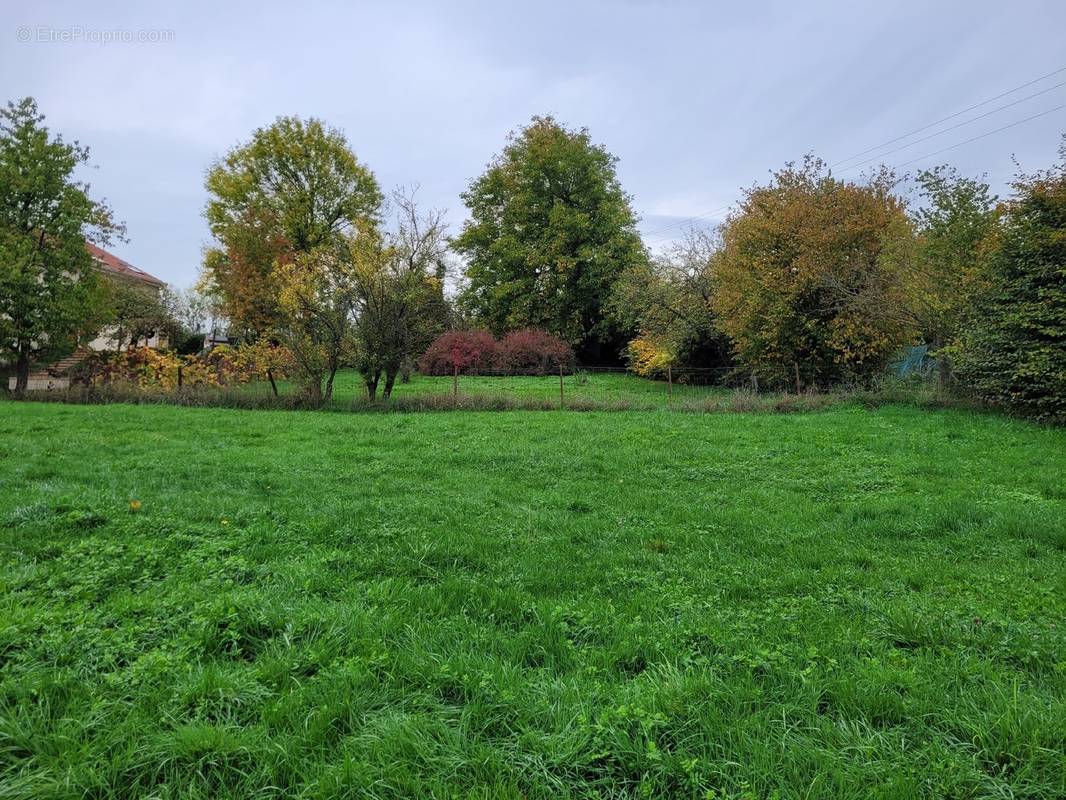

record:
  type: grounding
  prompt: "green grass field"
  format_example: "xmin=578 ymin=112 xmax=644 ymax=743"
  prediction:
xmin=1 ymin=400 xmax=1064 ymax=798
xmin=245 ymin=369 xmax=728 ymax=406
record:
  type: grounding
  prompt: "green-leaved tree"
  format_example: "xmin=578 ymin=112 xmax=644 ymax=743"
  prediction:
xmin=454 ymin=116 xmax=647 ymax=361
xmin=953 ymin=139 xmax=1066 ymax=421
xmin=0 ymin=97 xmax=119 ymax=393
xmin=906 ymin=167 xmax=997 ymax=387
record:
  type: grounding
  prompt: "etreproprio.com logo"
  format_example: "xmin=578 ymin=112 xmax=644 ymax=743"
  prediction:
xmin=16 ymin=26 xmax=176 ymax=44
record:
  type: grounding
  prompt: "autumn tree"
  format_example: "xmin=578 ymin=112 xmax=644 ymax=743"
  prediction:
xmin=952 ymin=139 xmax=1066 ymax=421
xmin=273 ymin=241 xmax=361 ymax=403
xmin=351 ymin=190 xmax=450 ymax=400
xmin=199 ymin=207 xmax=289 ymax=341
xmin=610 ymin=230 xmax=732 ymax=379
xmin=712 ymin=157 xmax=915 ymax=389
xmin=0 ymin=97 xmax=119 ymax=393
xmin=454 ymin=116 xmax=647 ymax=360
xmin=201 ymin=115 xmax=382 ymax=340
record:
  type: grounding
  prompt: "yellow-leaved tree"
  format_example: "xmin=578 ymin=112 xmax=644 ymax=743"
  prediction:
xmin=712 ymin=157 xmax=915 ymax=389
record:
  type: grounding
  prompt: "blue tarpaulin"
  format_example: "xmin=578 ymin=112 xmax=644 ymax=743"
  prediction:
xmin=892 ymin=345 xmax=935 ymax=377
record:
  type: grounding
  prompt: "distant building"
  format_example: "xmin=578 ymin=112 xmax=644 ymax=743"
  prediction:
xmin=8 ymin=242 xmax=168 ymax=391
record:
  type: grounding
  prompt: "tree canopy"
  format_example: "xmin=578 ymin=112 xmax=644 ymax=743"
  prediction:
xmin=903 ymin=167 xmax=998 ymax=385
xmin=200 ymin=116 xmax=383 ymax=340
xmin=609 ymin=230 xmax=732 ymax=379
xmin=712 ymin=157 xmax=914 ymax=388
xmin=454 ymin=116 xmax=647 ymax=361
xmin=952 ymin=139 xmax=1066 ymax=421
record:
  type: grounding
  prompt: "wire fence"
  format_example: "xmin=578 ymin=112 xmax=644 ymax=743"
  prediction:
xmin=233 ymin=364 xmax=783 ymax=408
xmin=16 ymin=360 xmax=944 ymax=415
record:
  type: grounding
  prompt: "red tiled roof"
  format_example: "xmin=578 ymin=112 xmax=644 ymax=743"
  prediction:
xmin=86 ymin=242 xmax=165 ymax=287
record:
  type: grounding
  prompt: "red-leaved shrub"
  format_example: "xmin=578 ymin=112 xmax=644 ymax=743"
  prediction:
xmin=496 ymin=329 xmax=574 ymax=375
xmin=418 ymin=330 xmax=499 ymax=375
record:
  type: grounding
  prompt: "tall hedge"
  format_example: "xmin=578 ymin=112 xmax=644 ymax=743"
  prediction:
xmin=954 ymin=142 xmax=1066 ymax=422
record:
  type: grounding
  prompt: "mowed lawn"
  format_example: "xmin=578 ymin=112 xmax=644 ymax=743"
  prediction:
xmin=0 ymin=401 xmax=1064 ymax=799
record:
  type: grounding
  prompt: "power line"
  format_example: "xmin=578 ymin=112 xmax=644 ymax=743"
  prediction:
xmin=887 ymin=103 xmax=1066 ymax=170
xmin=643 ymin=104 xmax=1066 ymax=246
xmin=643 ymin=212 xmax=730 ymax=246
xmin=834 ymin=79 xmax=1066 ymax=174
xmin=639 ymin=64 xmax=1066 ymax=245
xmin=829 ymin=64 xmax=1066 ymax=168
xmin=640 ymin=202 xmax=733 ymax=237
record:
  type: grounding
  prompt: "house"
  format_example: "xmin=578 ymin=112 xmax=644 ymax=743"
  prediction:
xmin=7 ymin=242 xmax=168 ymax=391
xmin=84 ymin=243 xmax=169 ymax=351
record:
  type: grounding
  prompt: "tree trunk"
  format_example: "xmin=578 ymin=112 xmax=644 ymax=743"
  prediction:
xmin=932 ymin=337 xmax=951 ymax=392
xmin=382 ymin=369 xmax=398 ymax=400
xmin=267 ymin=368 xmax=279 ymax=397
xmin=324 ymin=362 xmax=338 ymax=402
xmin=14 ymin=345 xmax=30 ymax=395
xmin=303 ymin=380 xmax=323 ymax=406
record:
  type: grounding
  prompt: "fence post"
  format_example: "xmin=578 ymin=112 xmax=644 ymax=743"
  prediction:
xmin=667 ymin=365 xmax=673 ymax=405
xmin=559 ymin=363 xmax=565 ymax=409
xmin=751 ymin=372 xmax=759 ymax=393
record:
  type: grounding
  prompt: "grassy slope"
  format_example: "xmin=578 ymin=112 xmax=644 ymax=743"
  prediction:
xmin=0 ymin=401 xmax=1064 ymax=799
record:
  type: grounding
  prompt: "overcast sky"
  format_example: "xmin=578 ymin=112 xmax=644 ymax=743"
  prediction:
xmin=4 ymin=0 xmax=1065 ymax=287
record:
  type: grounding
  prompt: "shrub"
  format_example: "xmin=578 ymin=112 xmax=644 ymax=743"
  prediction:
xmin=174 ymin=332 xmax=207 ymax=355
xmin=496 ymin=329 xmax=574 ymax=375
xmin=72 ymin=347 xmax=182 ymax=389
xmin=952 ymin=141 xmax=1066 ymax=422
xmin=626 ymin=335 xmax=675 ymax=378
xmin=231 ymin=341 xmax=294 ymax=384
xmin=70 ymin=344 xmax=293 ymax=390
xmin=418 ymin=330 xmax=498 ymax=375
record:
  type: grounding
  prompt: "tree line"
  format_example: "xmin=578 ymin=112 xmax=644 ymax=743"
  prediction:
xmin=2 ymin=95 xmax=1063 ymax=419
xmin=614 ymin=151 xmax=1065 ymax=421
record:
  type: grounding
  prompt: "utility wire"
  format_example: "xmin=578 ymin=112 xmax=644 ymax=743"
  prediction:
xmin=641 ymin=202 xmax=733 ymax=237
xmin=643 ymin=102 xmax=1065 ymax=245
xmin=640 ymin=64 xmax=1066 ymax=243
xmin=887 ymin=103 xmax=1066 ymax=170
xmin=833 ymin=79 xmax=1066 ymax=173
xmin=644 ymin=212 xmax=730 ymax=246
xmin=830 ymin=64 xmax=1066 ymax=168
